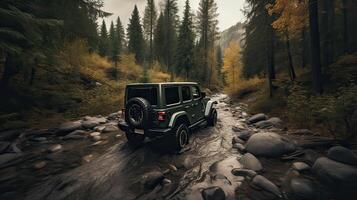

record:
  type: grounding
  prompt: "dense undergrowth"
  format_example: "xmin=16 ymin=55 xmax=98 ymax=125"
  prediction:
xmin=0 ymin=40 xmax=174 ymax=130
xmin=231 ymin=53 xmax=357 ymax=140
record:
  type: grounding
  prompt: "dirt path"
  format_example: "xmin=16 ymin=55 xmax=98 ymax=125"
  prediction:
xmin=1 ymin=94 xmax=355 ymax=200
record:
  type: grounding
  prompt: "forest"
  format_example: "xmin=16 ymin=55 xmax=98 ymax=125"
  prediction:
xmin=0 ymin=0 xmax=356 ymax=140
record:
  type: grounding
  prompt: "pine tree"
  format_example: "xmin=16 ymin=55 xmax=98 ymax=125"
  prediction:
xmin=197 ymin=0 xmax=219 ymax=86
xmin=176 ymin=0 xmax=195 ymax=80
xmin=109 ymin=21 xmax=118 ymax=61
xmin=127 ymin=5 xmax=145 ymax=63
xmin=215 ymin=46 xmax=224 ymax=83
xmin=116 ymin=17 xmax=125 ymax=58
xmin=98 ymin=20 xmax=109 ymax=57
xmin=163 ymin=0 xmax=179 ymax=79
xmin=154 ymin=12 xmax=165 ymax=65
xmin=143 ymin=0 xmax=157 ymax=64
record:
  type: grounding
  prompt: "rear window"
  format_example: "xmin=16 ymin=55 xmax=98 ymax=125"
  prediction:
xmin=127 ymin=87 xmax=158 ymax=105
xmin=165 ymin=87 xmax=180 ymax=105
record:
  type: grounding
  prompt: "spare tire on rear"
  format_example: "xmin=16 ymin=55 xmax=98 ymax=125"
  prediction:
xmin=125 ymin=97 xmax=152 ymax=129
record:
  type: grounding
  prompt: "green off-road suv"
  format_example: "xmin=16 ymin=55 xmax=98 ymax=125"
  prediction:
xmin=118 ymin=82 xmax=218 ymax=151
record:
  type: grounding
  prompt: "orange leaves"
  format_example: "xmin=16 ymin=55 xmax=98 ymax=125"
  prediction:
xmin=267 ymin=0 xmax=308 ymax=39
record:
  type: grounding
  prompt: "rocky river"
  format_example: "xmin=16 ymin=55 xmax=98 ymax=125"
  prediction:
xmin=1 ymin=94 xmax=357 ymax=200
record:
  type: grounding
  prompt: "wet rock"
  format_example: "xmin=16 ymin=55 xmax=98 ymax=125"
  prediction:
xmin=303 ymin=149 xmax=320 ymax=165
xmin=34 ymin=161 xmax=47 ymax=169
xmin=57 ymin=121 xmax=82 ymax=134
xmin=254 ymin=117 xmax=283 ymax=129
xmin=102 ymin=124 xmax=119 ymax=133
xmin=168 ymin=164 xmax=177 ymax=172
xmin=0 ymin=153 xmax=21 ymax=166
xmin=63 ymin=131 xmax=87 ymax=140
xmin=48 ymin=144 xmax=62 ymax=153
xmin=231 ymin=168 xmax=257 ymax=178
xmin=89 ymin=132 xmax=101 ymax=137
xmin=30 ymin=137 xmax=47 ymax=142
xmin=246 ymin=132 xmax=296 ymax=157
xmin=237 ymin=131 xmax=252 ymax=141
xmin=8 ymin=143 xmax=21 ymax=153
xmin=233 ymin=143 xmax=246 ymax=153
xmin=0 ymin=141 xmax=10 ymax=153
xmin=248 ymin=113 xmax=268 ymax=124
xmin=91 ymin=135 xmax=101 ymax=142
xmin=239 ymin=153 xmax=263 ymax=172
xmin=290 ymin=129 xmax=314 ymax=135
xmin=232 ymin=125 xmax=245 ymax=132
xmin=312 ymin=157 xmax=357 ymax=188
xmin=201 ymin=186 xmax=225 ymax=200
xmin=107 ymin=112 xmax=121 ymax=120
xmin=251 ymin=175 xmax=282 ymax=198
xmin=82 ymin=154 xmax=94 ymax=163
xmin=292 ymin=162 xmax=310 ymax=172
xmin=83 ymin=116 xmax=107 ymax=124
xmin=288 ymin=177 xmax=316 ymax=200
xmin=94 ymin=125 xmax=106 ymax=132
xmin=232 ymin=136 xmax=245 ymax=145
xmin=141 ymin=171 xmax=165 ymax=189
xmin=81 ymin=120 xmax=99 ymax=129
xmin=327 ymin=146 xmax=357 ymax=166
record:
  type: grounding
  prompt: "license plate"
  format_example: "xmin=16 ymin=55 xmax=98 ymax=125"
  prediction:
xmin=135 ymin=129 xmax=145 ymax=135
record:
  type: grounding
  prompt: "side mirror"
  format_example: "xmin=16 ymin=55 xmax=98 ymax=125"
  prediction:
xmin=201 ymin=92 xmax=206 ymax=99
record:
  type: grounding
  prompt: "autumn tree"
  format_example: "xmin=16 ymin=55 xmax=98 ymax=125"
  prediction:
xmin=143 ymin=0 xmax=157 ymax=64
xmin=127 ymin=5 xmax=145 ymax=63
xmin=223 ymin=42 xmax=242 ymax=94
xmin=176 ymin=0 xmax=195 ymax=80
xmin=268 ymin=0 xmax=308 ymax=81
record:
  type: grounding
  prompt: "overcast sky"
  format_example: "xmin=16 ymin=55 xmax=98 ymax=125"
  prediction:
xmin=102 ymin=0 xmax=246 ymax=31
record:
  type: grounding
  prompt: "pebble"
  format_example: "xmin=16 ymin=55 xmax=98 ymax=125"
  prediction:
xmin=48 ymin=144 xmax=62 ymax=153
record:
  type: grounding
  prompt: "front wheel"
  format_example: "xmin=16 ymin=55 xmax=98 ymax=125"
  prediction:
xmin=125 ymin=131 xmax=145 ymax=147
xmin=207 ymin=109 xmax=218 ymax=127
xmin=170 ymin=123 xmax=189 ymax=152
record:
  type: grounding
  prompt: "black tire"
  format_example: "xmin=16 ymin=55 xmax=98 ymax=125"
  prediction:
xmin=207 ymin=108 xmax=218 ymax=127
xmin=170 ymin=123 xmax=189 ymax=152
xmin=125 ymin=97 xmax=152 ymax=129
xmin=125 ymin=131 xmax=145 ymax=146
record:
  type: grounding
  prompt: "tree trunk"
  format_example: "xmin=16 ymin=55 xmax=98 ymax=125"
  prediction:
xmin=301 ymin=27 xmax=307 ymax=68
xmin=286 ymin=33 xmax=296 ymax=81
xmin=328 ymin=0 xmax=335 ymax=63
xmin=309 ymin=0 xmax=323 ymax=94
xmin=321 ymin=0 xmax=329 ymax=68
xmin=342 ymin=0 xmax=349 ymax=53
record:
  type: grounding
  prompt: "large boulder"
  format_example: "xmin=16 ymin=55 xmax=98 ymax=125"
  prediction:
xmin=141 ymin=171 xmax=165 ymax=189
xmin=245 ymin=132 xmax=296 ymax=157
xmin=254 ymin=117 xmax=283 ymax=129
xmin=248 ymin=113 xmax=268 ymax=124
xmin=201 ymin=186 xmax=225 ymax=200
xmin=82 ymin=116 xmax=107 ymax=129
xmin=312 ymin=157 xmax=357 ymax=197
xmin=327 ymin=146 xmax=357 ymax=166
xmin=57 ymin=121 xmax=83 ymax=135
xmin=287 ymin=177 xmax=317 ymax=200
xmin=239 ymin=153 xmax=263 ymax=172
xmin=250 ymin=175 xmax=282 ymax=198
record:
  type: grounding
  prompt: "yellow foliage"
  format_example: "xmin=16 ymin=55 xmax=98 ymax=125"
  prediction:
xmin=267 ymin=0 xmax=308 ymax=39
xmin=118 ymin=53 xmax=143 ymax=83
xmin=148 ymin=61 xmax=171 ymax=83
xmin=223 ymin=42 xmax=242 ymax=94
xmin=223 ymin=42 xmax=263 ymax=97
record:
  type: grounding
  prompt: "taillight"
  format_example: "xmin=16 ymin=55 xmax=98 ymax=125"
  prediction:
xmin=157 ymin=111 xmax=166 ymax=121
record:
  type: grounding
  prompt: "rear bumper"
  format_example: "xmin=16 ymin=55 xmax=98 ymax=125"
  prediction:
xmin=118 ymin=121 xmax=172 ymax=138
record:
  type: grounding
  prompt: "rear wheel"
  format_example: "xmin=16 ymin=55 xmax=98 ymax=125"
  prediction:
xmin=125 ymin=131 xmax=145 ymax=146
xmin=207 ymin=109 xmax=218 ymax=127
xmin=170 ymin=123 xmax=189 ymax=152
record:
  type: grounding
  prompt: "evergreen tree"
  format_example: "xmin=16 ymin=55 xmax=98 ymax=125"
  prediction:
xmin=197 ymin=0 xmax=219 ymax=86
xmin=143 ymin=0 xmax=157 ymax=64
xmin=116 ymin=16 xmax=125 ymax=56
xmin=163 ymin=0 xmax=179 ymax=79
xmin=176 ymin=0 xmax=195 ymax=80
xmin=109 ymin=21 xmax=118 ymax=61
xmin=98 ymin=20 xmax=109 ymax=57
xmin=127 ymin=5 xmax=144 ymax=63
xmin=215 ymin=46 xmax=224 ymax=83
xmin=154 ymin=12 xmax=165 ymax=64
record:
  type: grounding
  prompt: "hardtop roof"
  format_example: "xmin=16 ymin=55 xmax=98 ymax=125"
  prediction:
xmin=126 ymin=82 xmax=198 ymax=86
